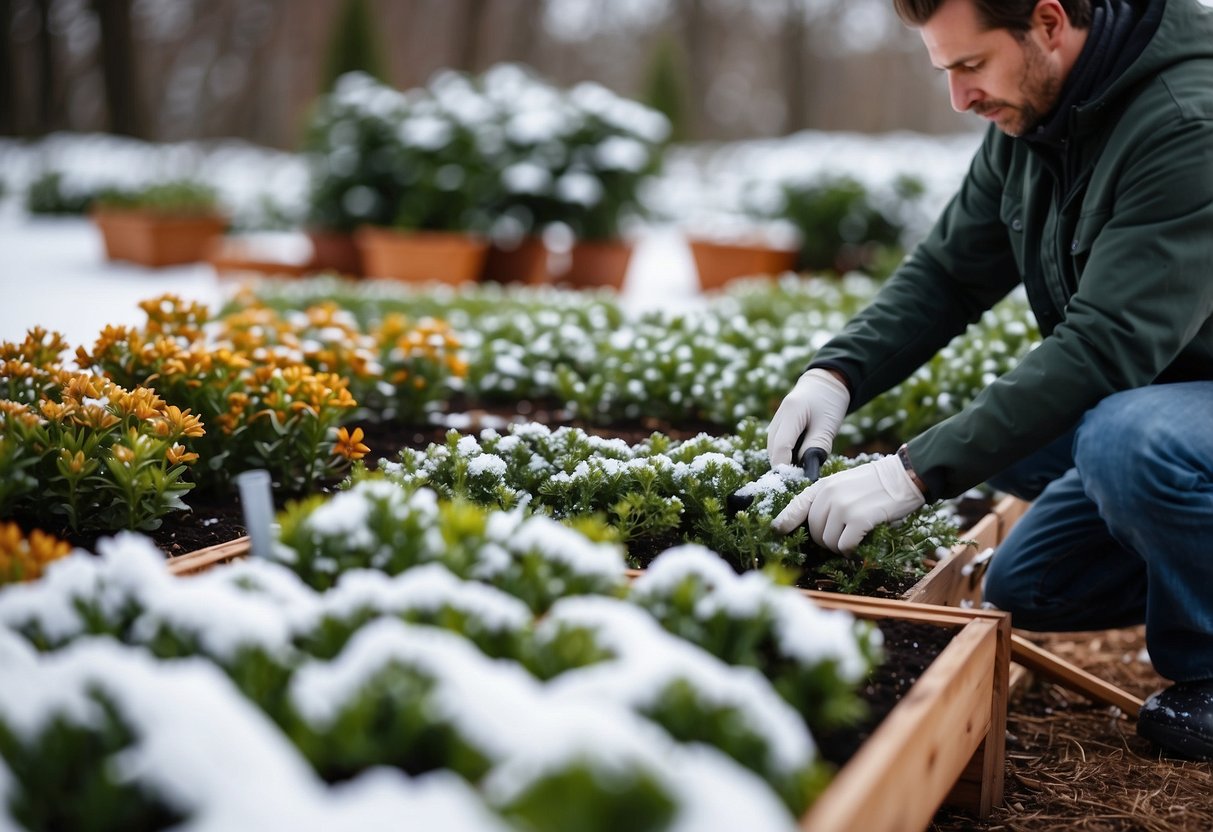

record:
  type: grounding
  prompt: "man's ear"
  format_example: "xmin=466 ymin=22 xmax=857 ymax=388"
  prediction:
xmin=1033 ymin=0 xmax=1068 ymax=43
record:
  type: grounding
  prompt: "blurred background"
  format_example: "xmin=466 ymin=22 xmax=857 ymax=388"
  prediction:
xmin=1 ymin=0 xmax=976 ymax=148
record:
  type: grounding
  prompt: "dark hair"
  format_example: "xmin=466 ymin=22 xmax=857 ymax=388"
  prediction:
xmin=892 ymin=0 xmax=1093 ymax=32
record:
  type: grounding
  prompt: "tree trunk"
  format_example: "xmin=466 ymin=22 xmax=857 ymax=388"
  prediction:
xmin=677 ymin=0 xmax=712 ymax=140
xmin=451 ymin=0 xmax=490 ymax=72
xmin=779 ymin=0 xmax=807 ymax=135
xmin=92 ymin=0 xmax=144 ymax=137
xmin=34 ymin=0 xmax=56 ymax=132
xmin=0 ymin=0 xmax=13 ymax=134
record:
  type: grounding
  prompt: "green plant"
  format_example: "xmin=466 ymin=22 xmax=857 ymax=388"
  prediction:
xmin=773 ymin=174 xmax=924 ymax=276
xmin=380 ymin=420 xmax=961 ymax=592
xmin=482 ymin=65 xmax=670 ymax=241
xmin=25 ymin=171 xmax=107 ymax=216
xmin=320 ymin=0 xmax=389 ymax=91
xmin=75 ymin=295 xmax=360 ymax=495
xmin=0 ymin=330 xmax=200 ymax=533
xmin=93 ymin=180 xmax=220 ymax=217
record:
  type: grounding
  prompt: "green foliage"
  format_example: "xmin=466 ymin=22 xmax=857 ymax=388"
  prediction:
xmin=76 ymin=295 xmax=359 ymax=496
xmin=642 ymin=36 xmax=691 ymax=144
xmin=383 ymin=420 xmax=960 ymax=591
xmin=93 ymin=180 xmax=220 ymax=217
xmin=773 ymin=174 xmax=924 ymax=277
xmin=321 ymin=0 xmax=389 ymax=92
xmin=25 ymin=171 xmax=103 ymax=215
xmin=0 ymin=700 xmax=186 ymax=832
xmin=303 ymin=65 xmax=670 ymax=241
xmin=289 ymin=662 xmax=495 ymax=784
xmin=498 ymin=762 xmax=678 ymax=832
xmin=0 ymin=330 xmax=198 ymax=533
xmin=275 ymin=480 xmax=628 ymax=610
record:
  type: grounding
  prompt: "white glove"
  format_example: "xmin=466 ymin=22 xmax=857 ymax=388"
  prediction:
xmin=767 ymin=368 xmax=850 ymax=467
xmin=772 ymin=454 xmax=926 ymax=554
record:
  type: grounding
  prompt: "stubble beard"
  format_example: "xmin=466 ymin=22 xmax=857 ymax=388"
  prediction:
xmin=978 ymin=36 xmax=1062 ymax=137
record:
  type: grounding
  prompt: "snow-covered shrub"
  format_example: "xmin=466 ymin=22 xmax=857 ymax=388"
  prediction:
xmin=380 ymin=420 xmax=960 ymax=592
xmin=274 ymin=479 xmax=628 ymax=610
xmin=631 ymin=545 xmax=882 ymax=730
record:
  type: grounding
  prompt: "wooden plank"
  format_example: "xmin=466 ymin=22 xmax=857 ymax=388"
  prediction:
xmin=905 ymin=511 xmax=1000 ymax=607
xmin=1011 ymin=633 xmax=1144 ymax=716
xmin=992 ymin=495 xmax=1031 ymax=541
xmin=801 ymin=620 xmax=999 ymax=832
xmin=167 ymin=536 xmax=250 ymax=576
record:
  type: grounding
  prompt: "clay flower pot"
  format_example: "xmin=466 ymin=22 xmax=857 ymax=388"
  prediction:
xmin=557 ymin=239 xmax=634 ymax=291
xmin=480 ymin=237 xmax=552 ymax=285
xmin=306 ymin=229 xmax=364 ymax=277
xmin=356 ymin=227 xmax=489 ymax=284
xmin=688 ymin=236 xmax=800 ymax=292
xmin=92 ymin=209 xmax=227 ymax=268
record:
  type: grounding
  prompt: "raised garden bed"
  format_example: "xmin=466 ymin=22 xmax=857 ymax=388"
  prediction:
xmin=163 ymin=541 xmax=1010 ymax=830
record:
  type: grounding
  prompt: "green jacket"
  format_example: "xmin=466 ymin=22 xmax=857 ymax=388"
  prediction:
xmin=812 ymin=0 xmax=1213 ymax=499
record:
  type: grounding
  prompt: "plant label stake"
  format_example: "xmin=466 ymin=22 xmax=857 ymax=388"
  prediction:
xmin=236 ymin=469 xmax=275 ymax=559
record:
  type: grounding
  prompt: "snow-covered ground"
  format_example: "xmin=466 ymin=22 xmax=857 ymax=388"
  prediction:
xmin=0 ymin=130 xmax=981 ymax=349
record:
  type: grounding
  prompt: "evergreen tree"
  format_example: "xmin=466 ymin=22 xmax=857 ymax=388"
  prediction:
xmin=321 ymin=0 xmax=390 ymax=91
xmin=642 ymin=35 xmax=690 ymax=144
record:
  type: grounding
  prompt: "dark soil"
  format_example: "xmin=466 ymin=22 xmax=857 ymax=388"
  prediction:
xmin=817 ymin=617 xmax=958 ymax=767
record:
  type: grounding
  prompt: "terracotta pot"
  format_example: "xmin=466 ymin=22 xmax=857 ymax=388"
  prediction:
xmin=481 ymin=237 xmax=551 ymax=285
xmin=687 ymin=236 xmax=800 ymax=292
xmin=92 ymin=209 xmax=227 ymax=268
xmin=356 ymin=227 xmax=490 ymax=284
xmin=558 ymin=239 xmax=634 ymax=290
xmin=306 ymin=229 xmax=363 ymax=277
xmin=207 ymin=239 xmax=313 ymax=280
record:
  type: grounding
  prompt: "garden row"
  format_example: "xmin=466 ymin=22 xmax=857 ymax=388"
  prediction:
xmin=0 ymin=275 xmax=1038 ymax=592
xmin=0 ymin=478 xmax=1011 ymax=832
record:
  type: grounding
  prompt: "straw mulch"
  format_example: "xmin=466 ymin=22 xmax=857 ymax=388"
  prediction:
xmin=930 ymin=626 xmax=1213 ymax=831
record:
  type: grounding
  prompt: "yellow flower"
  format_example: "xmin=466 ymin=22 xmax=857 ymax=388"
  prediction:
xmin=166 ymin=443 xmax=199 ymax=465
xmin=0 ymin=522 xmax=72 ymax=584
xmin=333 ymin=426 xmax=370 ymax=461
xmin=163 ymin=405 xmax=205 ymax=438
xmin=111 ymin=444 xmax=136 ymax=465
xmin=59 ymin=449 xmax=87 ymax=474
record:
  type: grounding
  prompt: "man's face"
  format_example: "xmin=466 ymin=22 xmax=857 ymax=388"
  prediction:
xmin=921 ymin=0 xmax=1063 ymax=136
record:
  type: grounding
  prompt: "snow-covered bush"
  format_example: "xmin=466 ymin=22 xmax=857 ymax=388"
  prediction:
xmin=0 ymin=514 xmax=884 ymax=829
xmin=379 ymin=420 xmax=960 ymax=593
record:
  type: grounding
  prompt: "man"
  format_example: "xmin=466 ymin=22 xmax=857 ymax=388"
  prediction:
xmin=768 ymin=0 xmax=1213 ymax=760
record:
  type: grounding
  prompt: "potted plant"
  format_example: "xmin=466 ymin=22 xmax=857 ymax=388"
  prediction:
xmin=90 ymin=180 xmax=227 ymax=268
xmin=770 ymin=174 xmax=925 ymax=277
xmin=685 ymin=215 xmax=802 ymax=292
xmin=302 ymin=72 xmax=413 ymax=276
xmin=350 ymin=71 xmax=500 ymax=284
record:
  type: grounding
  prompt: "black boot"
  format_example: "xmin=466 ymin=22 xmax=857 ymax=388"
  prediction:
xmin=1137 ymin=679 xmax=1213 ymax=761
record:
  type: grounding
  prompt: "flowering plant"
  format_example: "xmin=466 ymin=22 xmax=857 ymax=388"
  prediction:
xmin=219 ymin=291 xmax=467 ymax=423
xmin=0 ymin=522 xmax=71 ymax=584
xmin=76 ymin=296 xmax=361 ymax=494
xmin=0 ymin=329 xmax=200 ymax=532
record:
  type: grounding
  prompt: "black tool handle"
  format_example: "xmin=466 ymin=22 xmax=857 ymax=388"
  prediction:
xmin=801 ymin=446 xmax=827 ymax=483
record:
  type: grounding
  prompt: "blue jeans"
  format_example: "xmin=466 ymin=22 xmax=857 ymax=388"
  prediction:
xmin=982 ymin=382 xmax=1213 ymax=683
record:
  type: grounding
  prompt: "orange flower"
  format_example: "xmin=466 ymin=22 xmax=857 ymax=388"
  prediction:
xmin=111 ymin=444 xmax=136 ymax=465
xmin=166 ymin=443 xmax=199 ymax=465
xmin=163 ymin=405 xmax=205 ymax=438
xmin=333 ymin=426 xmax=370 ymax=461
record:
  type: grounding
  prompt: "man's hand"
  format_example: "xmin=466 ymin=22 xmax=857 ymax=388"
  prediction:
xmin=772 ymin=454 xmax=926 ymax=554
xmin=767 ymin=368 xmax=850 ymax=467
